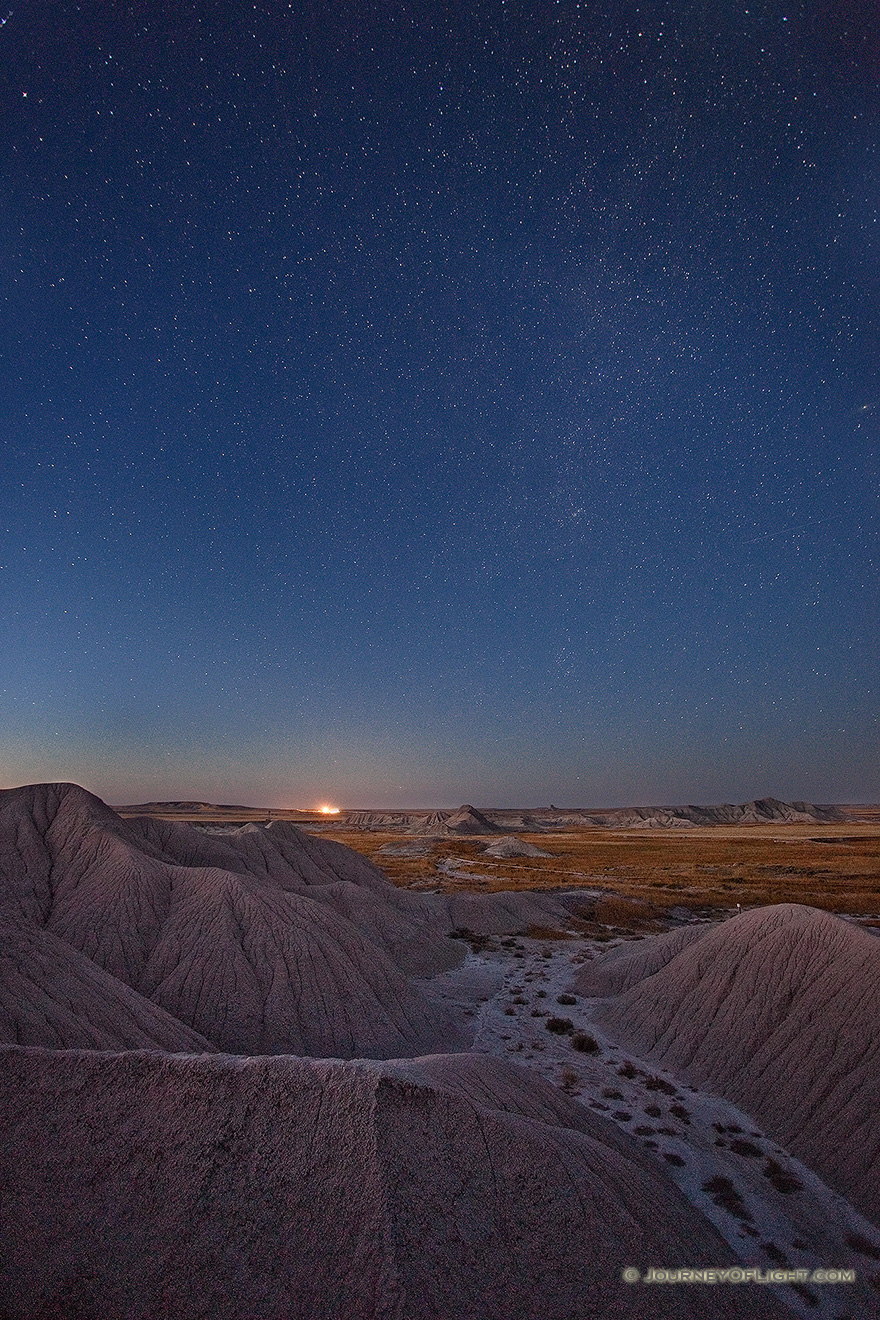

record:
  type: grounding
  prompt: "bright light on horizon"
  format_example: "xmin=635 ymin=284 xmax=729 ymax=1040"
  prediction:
xmin=318 ymin=804 xmax=340 ymax=815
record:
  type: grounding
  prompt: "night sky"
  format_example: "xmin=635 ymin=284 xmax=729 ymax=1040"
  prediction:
xmin=1 ymin=1 xmax=878 ymax=809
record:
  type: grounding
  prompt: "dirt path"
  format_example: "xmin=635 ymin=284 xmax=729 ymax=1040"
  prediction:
xmin=420 ymin=930 xmax=880 ymax=1319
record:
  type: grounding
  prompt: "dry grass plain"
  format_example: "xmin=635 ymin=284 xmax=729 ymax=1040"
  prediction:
xmin=315 ymin=824 xmax=880 ymax=924
xmin=114 ymin=803 xmax=880 ymax=927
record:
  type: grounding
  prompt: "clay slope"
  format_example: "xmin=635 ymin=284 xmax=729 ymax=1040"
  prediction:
xmin=0 ymin=783 xmax=463 ymax=1058
xmin=0 ymin=1046 xmax=787 ymax=1320
xmin=573 ymin=923 xmax=710 ymax=997
xmin=0 ymin=916 xmax=216 ymax=1052
xmin=589 ymin=904 xmax=880 ymax=1223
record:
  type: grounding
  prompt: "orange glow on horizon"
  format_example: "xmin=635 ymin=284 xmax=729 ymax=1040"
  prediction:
xmin=318 ymin=804 xmax=340 ymax=815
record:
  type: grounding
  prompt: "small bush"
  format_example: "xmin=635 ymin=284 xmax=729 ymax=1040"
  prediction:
xmin=763 ymin=1158 xmax=803 ymax=1194
xmin=728 ymin=1138 xmax=762 ymax=1158
xmin=845 ymin=1232 xmax=880 ymax=1260
xmin=556 ymin=993 xmax=577 ymax=1005
xmin=571 ymin=1031 xmax=600 ymax=1053
xmin=644 ymin=1075 xmax=676 ymax=1095
xmin=560 ymin=1067 xmax=580 ymax=1092
xmin=702 ymin=1175 xmax=753 ymax=1222
xmin=545 ymin=1016 xmax=574 ymax=1035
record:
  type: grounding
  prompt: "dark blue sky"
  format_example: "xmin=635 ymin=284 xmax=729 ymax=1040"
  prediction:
xmin=1 ymin=0 xmax=878 ymax=808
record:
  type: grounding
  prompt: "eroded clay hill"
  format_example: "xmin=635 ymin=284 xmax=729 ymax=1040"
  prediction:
xmin=577 ymin=903 xmax=880 ymax=1224
xmin=0 ymin=782 xmax=589 ymax=1057
xmin=0 ymin=782 xmax=465 ymax=1057
xmin=0 ymin=1045 xmax=788 ymax=1320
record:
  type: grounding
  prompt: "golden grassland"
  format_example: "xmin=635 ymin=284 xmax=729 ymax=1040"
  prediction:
xmin=115 ymin=804 xmax=880 ymax=921
xmin=317 ymin=824 xmax=880 ymax=919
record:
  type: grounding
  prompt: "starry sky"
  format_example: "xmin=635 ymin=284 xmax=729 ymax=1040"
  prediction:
xmin=1 ymin=0 xmax=878 ymax=809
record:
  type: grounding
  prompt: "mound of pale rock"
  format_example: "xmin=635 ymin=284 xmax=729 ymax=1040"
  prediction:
xmin=585 ymin=904 xmax=880 ymax=1224
xmin=0 ymin=1045 xmax=787 ymax=1320
xmin=441 ymin=803 xmax=503 ymax=834
xmin=484 ymin=834 xmax=552 ymax=858
xmin=0 ymin=783 xmax=465 ymax=1057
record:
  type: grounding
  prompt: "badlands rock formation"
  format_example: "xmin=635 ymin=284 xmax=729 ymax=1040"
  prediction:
xmin=0 ymin=783 xmax=798 ymax=1318
xmin=0 ymin=1045 xmax=787 ymax=1320
xmin=484 ymin=834 xmax=552 ymax=858
xmin=578 ymin=903 xmax=880 ymax=1224
xmin=0 ymin=782 xmax=463 ymax=1058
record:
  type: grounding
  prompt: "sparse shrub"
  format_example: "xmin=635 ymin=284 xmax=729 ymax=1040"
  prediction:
xmin=593 ymin=895 xmax=663 ymax=928
xmin=525 ymin=924 xmax=570 ymax=941
xmin=645 ymin=1104 xmax=662 ymax=1117
xmin=644 ymin=1074 xmax=676 ymax=1095
xmin=545 ymin=1016 xmax=574 ymax=1035
xmin=845 ymin=1232 xmax=880 ymax=1260
xmin=618 ymin=1060 xmax=638 ymax=1078
xmin=702 ymin=1175 xmax=753 ymax=1222
xmin=728 ymin=1138 xmax=762 ymax=1158
xmin=763 ymin=1157 xmax=803 ymax=1194
xmin=601 ymin=1088 xmax=624 ymax=1099
xmin=662 ymin=1151 xmax=685 ymax=1166
xmin=560 ymin=1067 xmax=580 ymax=1092
xmin=669 ymin=1103 xmax=691 ymax=1124
xmin=789 ymin=1283 xmax=818 ymax=1307
xmin=571 ymin=1031 xmax=599 ymax=1053
xmin=556 ymin=993 xmax=577 ymax=1005
xmin=763 ymin=1242 xmax=787 ymax=1265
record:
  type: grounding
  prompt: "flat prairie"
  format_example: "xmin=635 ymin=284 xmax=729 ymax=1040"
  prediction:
xmin=314 ymin=824 xmax=880 ymax=921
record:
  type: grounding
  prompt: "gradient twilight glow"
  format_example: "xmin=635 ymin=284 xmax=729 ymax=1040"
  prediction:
xmin=1 ymin=2 xmax=878 ymax=808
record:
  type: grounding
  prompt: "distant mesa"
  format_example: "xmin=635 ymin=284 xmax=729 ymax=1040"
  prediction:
xmin=575 ymin=903 xmax=880 ymax=1227
xmin=120 ymin=795 xmax=851 ymax=831
xmin=573 ymin=797 xmax=845 ymax=829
